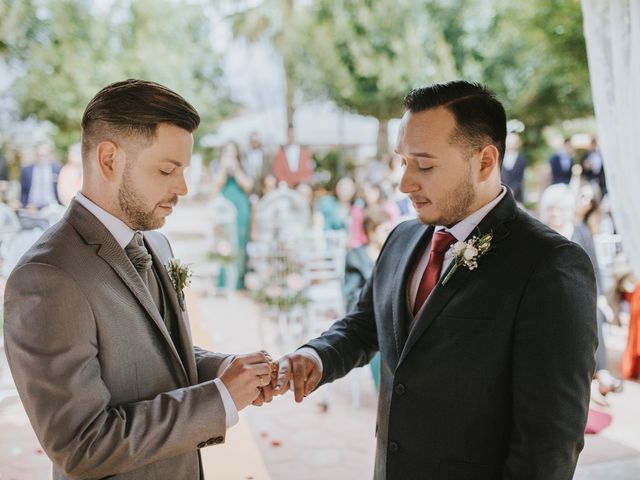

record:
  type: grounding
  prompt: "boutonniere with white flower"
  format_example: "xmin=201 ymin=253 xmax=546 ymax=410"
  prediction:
xmin=442 ymin=232 xmax=493 ymax=286
xmin=165 ymin=258 xmax=192 ymax=311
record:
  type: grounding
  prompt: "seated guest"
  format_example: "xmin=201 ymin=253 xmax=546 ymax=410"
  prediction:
xmin=539 ymin=184 xmax=622 ymax=395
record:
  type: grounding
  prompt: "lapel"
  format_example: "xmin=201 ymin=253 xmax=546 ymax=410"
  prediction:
xmin=398 ymin=189 xmax=518 ymax=366
xmin=144 ymin=234 xmax=198 ymax=385
xmin=391 ymin=223 xmax=433 ymax=358
xmin=64 ymin=201 xmax=190 ymax=385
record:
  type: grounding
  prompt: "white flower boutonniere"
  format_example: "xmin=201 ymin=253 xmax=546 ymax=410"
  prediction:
xmin=442 ymin=232 xmax=493 ymax=286
xmin=165 ymin=258 xmax=192 ymax=311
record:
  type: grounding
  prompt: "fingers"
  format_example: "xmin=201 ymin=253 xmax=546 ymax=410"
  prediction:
xmin=253 ymin=388 xmax=265 ymax=407
xmin=291 ymin=357 xmax=306 ymax=403
xmin=238 ymin=351 xmax=271 ymax=366
xmin=305 ymin=363 xmax=322 ymax=396
xmin=260 ymin=384 xmax=274 ymax=404
xmin=274 ymin=358 xmax=292 ymax=394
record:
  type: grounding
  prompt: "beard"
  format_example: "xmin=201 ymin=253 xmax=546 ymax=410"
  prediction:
xmin=416 ymin=165 xmax=477 ymax=227
xmin=118 ymin=167 xmax=176 ymax=231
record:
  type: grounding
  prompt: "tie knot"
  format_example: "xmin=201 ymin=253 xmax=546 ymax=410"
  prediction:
xmin=125 ymin=232 xmax=152 ymax=272
xmin=431 ymin=231 xmax=457 ymax=254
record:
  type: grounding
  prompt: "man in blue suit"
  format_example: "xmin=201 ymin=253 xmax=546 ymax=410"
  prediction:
xmin=549 ymin=138 xmax=575 ymax=185
xmin=20 ymin=141 xmax=62 ymax=208
xmin=276 ymin=81 xmax=597 ymax=480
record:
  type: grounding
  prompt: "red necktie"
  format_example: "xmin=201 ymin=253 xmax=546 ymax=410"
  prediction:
xmin=412 ymin=231 xmax=457 ymax=316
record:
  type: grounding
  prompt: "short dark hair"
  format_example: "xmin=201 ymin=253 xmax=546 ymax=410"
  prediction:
xmin=81 ymin=79 xmax=200 ymax=161
xmin=403 ymin=81 xmax=507 ymax=165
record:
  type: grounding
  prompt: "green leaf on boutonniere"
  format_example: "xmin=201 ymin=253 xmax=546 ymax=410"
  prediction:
xmin=165 ymin=258 xmax=192 ymax=311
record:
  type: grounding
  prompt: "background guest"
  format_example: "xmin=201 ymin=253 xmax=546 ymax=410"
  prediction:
xmin=501 ymin=132 xmax=528 ymax=203
xmin=539 ymin=184 xmax=622 ymax=396
xmin=272 ymin=126 xmax=314 ymax=188
xmin=212 ymin=141 xmax=254 ymax=289
xmin=243 ymin=132 xmax=270 ymax=200
xmin=20 ymin=140 xmax=61 ymax=209
xmin=57 ymin=143 xmax=83 ymax=207
xmin=549 ymin=137 xmax=575 ymax=185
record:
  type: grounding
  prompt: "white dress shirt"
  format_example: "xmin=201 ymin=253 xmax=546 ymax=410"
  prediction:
xmin=74 ymin=192 xmax=239 ymax=428
xmin=408 ymin=187 xmax=507 ymax=314
xmin=284 ymin=144 xmax=300 ymax=172
xmin=299 ymin=186 xmax=508 ymax=374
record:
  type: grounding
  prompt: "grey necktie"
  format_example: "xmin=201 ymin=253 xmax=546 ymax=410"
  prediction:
xmin=125 ymin=232 xmax=164 ymax=318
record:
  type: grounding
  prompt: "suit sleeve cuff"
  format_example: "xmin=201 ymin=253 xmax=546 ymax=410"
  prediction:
xmin=213 ymin=378 xmax=239 ymax=429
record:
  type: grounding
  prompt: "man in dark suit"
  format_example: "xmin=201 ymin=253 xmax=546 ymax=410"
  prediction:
xmin=549 ymin=138 xmax=575 ymax=185
xmin=20 ymin=141 xmax=62 ymax=208
xmin=275 ymin=81 xmax=597 ymax=480
xmin=501 ymin=132 xmax=528 ymax=203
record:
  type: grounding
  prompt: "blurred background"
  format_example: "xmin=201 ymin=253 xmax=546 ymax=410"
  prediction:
xmin=1 ymin=0 xmax=639 ymax=478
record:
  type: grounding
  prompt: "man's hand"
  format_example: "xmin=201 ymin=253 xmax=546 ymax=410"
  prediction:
xmin=219 ymin=351 xmax=273 ymax=411
xmin=274 ymin=351 xmax=322 ymax=402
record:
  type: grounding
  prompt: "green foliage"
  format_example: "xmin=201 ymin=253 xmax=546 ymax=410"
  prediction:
xmin=424 ymin=0 xmax=592 ymax=155
xmin=298 ymin=0 xmax=457 ymax=121
xmin=1 ymin=0 xmax=235 ymax=150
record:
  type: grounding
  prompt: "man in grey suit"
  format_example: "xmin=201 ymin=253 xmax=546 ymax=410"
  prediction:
xmin=3 ymin=79 xmax=275 ymax=479
xmin=276 ymin=81 xmax=598 ymax=479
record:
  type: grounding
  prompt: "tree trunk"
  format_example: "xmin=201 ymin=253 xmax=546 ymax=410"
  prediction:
xmin=282 ymin=0 xmax=295 ymax=136
xmin=377 ymin=119 xmax=389 ymax=159
xmin=285 ymin=64 xmax=295 ymax=131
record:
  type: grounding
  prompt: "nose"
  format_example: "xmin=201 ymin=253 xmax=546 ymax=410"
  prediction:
xmin=173 ymin=172 xmax=188 ymax=197
xmin=399 ymin=168 xmax=419 ymax=194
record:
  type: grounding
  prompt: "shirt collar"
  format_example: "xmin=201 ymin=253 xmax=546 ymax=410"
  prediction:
xmin=436 ymin=186 xmax=507 ymax=242
xmin=75 ymin=192 xmax=136 ymax=249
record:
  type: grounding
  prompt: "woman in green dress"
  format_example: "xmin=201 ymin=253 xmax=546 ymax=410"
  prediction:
xmin=212 ymin=142 xmax=254 ymax=289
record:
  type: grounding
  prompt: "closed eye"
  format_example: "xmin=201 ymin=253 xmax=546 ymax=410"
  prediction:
xmin=160 ymin=170 xmax=174 ymax=176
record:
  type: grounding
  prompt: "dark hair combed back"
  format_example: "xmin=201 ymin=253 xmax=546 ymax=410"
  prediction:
xmin=81 ymin=79 xmax=200 ymax=160
xmin=403 ymin=81 xmax=507 ymax=164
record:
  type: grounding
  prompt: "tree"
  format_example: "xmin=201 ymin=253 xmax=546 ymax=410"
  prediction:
xmin=227 ymin=0 xmax=304 ymax=135
xmin=2 ymin=0 xmax=235 ymax=150
xmin=423 ymin=0 xmax=592 ymax=155
xmin=297 ymin=0 xmax=457 ymax=157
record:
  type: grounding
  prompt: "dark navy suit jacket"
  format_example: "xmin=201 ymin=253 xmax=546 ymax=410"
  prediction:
xmin=305 ymin=189 xmax=597 ymax=480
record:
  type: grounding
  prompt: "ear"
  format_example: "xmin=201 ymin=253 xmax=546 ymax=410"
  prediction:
xmin=477 ymin=145 xmax=499 ymax=181
xmin=95 ymin=140 xmax=122 ymax=182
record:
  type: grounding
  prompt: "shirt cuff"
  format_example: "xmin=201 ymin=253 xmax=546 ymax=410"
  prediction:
xmin=296 ymin=347 xmax=323 ymax=375
xmin=213 ymin=378 xmax=239 ymax=429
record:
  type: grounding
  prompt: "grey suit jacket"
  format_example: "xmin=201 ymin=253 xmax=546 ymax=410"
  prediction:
xmin=305 ymin=190 xmax=597 ymax=480
xmin=3 ymin=200 xmax=230 ymax=480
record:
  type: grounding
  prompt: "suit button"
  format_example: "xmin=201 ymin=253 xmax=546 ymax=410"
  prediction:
xmin=197 ymin=442 xmax=206 ymax=449
xmin=214 ymin=436 xmax=224 ymax=444
xmin=389 ymin=441 xmax=399 ymax=452
xmin=394 ymin=384 xmax=405 ymax=395
xmin=206 ymin=438 xmax=216 ymax=446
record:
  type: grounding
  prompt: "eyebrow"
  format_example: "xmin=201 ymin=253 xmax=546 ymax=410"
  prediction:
xmin=394 ymin=150 xmax=439 ymax=159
